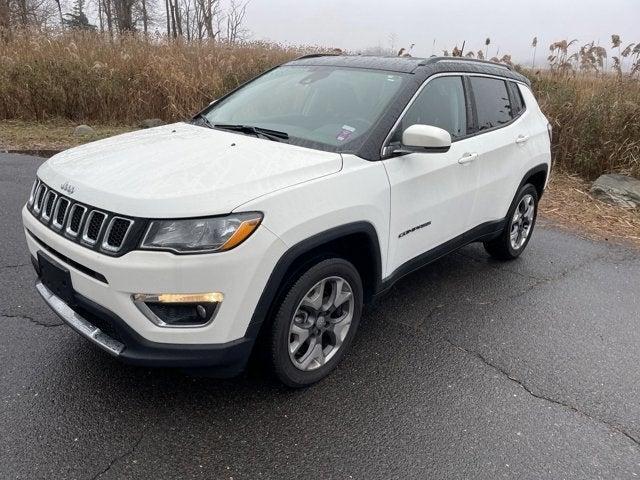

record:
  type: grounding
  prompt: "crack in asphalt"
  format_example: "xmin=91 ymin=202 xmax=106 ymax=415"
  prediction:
xmin=90 ymin=428 xmax=147 ymax=480
xmin=503 ymin=253 xmax=611 ymax=302
xmin=2 ymin=313 xmax=63 ymax=328
xmin=443 ymin=337 xmax=640 ymax=449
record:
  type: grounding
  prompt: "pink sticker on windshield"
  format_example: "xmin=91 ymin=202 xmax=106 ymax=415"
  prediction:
xmin=337 ymin=125 xmax=356 ymax=142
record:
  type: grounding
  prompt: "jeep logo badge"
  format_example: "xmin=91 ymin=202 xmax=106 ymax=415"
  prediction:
xmin=60 ymin=182 xmax=75 ymax=195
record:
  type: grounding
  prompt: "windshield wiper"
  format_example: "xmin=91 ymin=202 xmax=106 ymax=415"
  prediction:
xmin=213 ymin=124 xmax=289 ymax=142
xmin=193 ymin=113 xmax=215 ymax=129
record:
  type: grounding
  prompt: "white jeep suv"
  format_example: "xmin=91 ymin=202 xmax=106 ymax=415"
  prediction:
xmin=23 ymin=55 xmax=551 ymax=387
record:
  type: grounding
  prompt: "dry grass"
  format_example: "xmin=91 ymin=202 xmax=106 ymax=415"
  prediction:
xmin=1 ymin=31 xmax=639 ymax=179
xmin=539 ymin=171 xmax=640 ymax=247
xmin=529 ymin=71 xmax=640 ymax=179
xmin=0 ymin=30 xmax=305 ymax=123
xmin=0 ymin=119 xmax=134 ymax=150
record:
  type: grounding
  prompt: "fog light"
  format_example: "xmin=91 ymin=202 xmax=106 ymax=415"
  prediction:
xmin=133 ymin=292 xmax=223 ymax=328
xmin=133 ymin=293 xmax=224 ymax=304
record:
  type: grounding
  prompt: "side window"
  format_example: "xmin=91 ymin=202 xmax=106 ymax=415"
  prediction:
xmin=394 ymin=76 xmax=467 ymax=142
xmin=508 ymin=81 xmax=526 ymax=117
xmin=470 ymin=77 xmax=512 ymax=131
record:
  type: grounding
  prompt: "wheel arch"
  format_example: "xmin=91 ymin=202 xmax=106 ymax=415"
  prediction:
xmin=503 ymin=164 xmax=549 ymax=220
xmin=521 ymin=164 xmax=549 ymax=200
xmin=245 ymin=222 xmax=382 ymax=341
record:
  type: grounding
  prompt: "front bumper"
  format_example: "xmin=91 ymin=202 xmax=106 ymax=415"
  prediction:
xmin=35 ymin=278 xmax=253 ymax=373
xmin=23 ymin=204 xmax=288 ymax=369
xmin=23 ymin=205 xmax=286 ymax=344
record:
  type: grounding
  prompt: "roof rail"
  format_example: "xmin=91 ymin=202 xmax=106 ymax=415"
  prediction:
xmin=419 ymin=56 xmax=512 ymax=71
xmin=293 ymin=53 xmax=341 ymax=61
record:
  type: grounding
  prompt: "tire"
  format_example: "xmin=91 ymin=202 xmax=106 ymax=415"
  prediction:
xmin=267 ymin=258 xmax=363 ymax=388
xmin=484 ymin=183 xmax=539 ymax=260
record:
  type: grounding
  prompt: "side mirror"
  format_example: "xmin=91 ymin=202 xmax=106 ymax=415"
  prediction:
xmin=402 ymin=124 xmax=451 ymax=152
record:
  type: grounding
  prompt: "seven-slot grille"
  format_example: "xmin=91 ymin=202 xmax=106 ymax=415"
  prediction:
xmin=27 ymin=179 xmax=136 ymax=255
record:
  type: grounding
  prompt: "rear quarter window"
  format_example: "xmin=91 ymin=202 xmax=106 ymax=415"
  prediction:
xmin=508 ymin=82 xmax=526 ymax=117
xmin=470 ymin=77 xmax=512 ymax=131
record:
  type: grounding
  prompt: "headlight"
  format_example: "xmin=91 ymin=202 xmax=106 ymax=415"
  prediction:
xmin=140 ymin=212 xmax=263 ymax=253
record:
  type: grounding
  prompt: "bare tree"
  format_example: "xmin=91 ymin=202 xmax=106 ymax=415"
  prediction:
xmin=8 ymin=0 xmax=58 ymax=28
xmin=179 ymin=0 xmax=190 ymax=39
xmin=0 ymin=0 xmax=11 ymax=34
xmin=102 ymin=0 xmax=113 ymax=35
xmin=17 ymin=0 xmax=28 ymax=25
xmin=139 ymin=0 xmax=146 ymax=33
xmin=54 ymin=0 xmax=63 ymax=25
xmin=96 ymin=0 xmax=102 ymax=30
xmin=112 ymin=0 xmax=134 ymax=31
xmin=166 ymin=0 xmax=181 ymax=37
xmin=225 ymin=0 xmax=247 ymax=43
xmin=197 ymin=0 xmax=219 ymax=38
xmin=163 ymin=0 xmax=168 ymax=34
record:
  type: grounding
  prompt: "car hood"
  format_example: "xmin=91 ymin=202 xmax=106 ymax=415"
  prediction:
xmin=37 ymin=122 xmax=342 ymax=218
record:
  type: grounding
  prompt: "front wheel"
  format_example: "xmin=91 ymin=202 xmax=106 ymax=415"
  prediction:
xmin=484 ymin=184 xmax=539 ymax=260
xmin=267 ymin=258 xmax=363 ymax=388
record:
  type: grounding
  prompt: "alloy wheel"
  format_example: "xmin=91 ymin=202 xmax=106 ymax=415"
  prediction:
xmin=288 ymin=276 xmax=355 ymax=371
xmin=510 ymin=194 xmax=535 ymax=250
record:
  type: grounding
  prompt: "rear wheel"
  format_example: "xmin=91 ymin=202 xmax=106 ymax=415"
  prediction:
xmin=267 ymin=258 xmax=363 ymax=388
xmin=484 ymin=184 xmax=538 ymax=260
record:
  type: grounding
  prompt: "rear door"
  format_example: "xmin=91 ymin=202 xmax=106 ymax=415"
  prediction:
xmin=467 ymin=76 xmax=533 ymax=225
xmin=383 ymin=75 xmax=479 ymax=276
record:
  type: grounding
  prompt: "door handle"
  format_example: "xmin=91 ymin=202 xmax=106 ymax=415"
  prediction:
xmin=458 ymin=152 xmax=478 ymax=165
xmin=515 ymin=134 xmax=530 ymax=144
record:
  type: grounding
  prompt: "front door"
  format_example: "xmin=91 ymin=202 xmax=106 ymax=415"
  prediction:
xmin=383 ymin=75 xmax=478 ymax=276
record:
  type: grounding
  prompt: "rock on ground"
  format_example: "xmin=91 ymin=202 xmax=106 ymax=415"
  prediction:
xmin=73 ymin=124 xmax=95 ymax=136
xmin=590 ymin=173 xmax=640 ymax=208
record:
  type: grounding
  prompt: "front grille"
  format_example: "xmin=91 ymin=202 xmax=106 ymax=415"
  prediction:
xmin=42 ymin=190 xmax=57 ymax=221
xmin=28 ymin=179 xmax=40 ymax=206
xmin=34 ymin=184 xmax=47 ymax=213
xmin=27 ymin=180 xmax=143 ymax=256
xmin=82 ymin=210 xmax=107 ymax=244
xmin=102 ymin=217 xmax=133 ymax=252
xmin=52 ymin=197 xmax=70 ymax=229
xmin=67 ymin=204 xmax=86 ymax=236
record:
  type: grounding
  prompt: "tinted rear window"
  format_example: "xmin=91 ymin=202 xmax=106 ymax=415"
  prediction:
xmin=508 ymin=82 xmax=525 ymax=116
xmin=470 ymin=77 xmax=512 ymax=130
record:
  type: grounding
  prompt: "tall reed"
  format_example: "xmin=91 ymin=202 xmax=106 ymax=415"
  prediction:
xmin=0 ymin=30 xmax=303 ymax=122
xmin=530 ymin=71 xmax=640 ymax=178
xmin=1 ymin=30 xmax=639 ymax=179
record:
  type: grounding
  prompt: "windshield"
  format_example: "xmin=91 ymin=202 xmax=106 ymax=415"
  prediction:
xmin=202 ymin=65 xmax=408 ymax=152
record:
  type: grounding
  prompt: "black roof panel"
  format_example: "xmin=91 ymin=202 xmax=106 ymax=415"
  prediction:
xmin=286 ymin=55 xmax=531 ymax=86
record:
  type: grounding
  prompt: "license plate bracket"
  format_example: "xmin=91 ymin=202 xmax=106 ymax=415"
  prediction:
xmin=38 ymin=251 xmax=75 ymax=305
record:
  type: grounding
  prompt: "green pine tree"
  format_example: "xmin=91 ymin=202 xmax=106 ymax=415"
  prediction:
xmin=63 ymin=0 xmax=95 ymax=29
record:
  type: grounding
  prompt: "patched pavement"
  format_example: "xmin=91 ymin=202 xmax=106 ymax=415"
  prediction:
xmin=1 ymin=153 xmax=639 ymax=479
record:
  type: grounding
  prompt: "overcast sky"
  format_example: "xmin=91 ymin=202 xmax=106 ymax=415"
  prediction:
xmin=243 ymin=0 xmax=639 ymax=65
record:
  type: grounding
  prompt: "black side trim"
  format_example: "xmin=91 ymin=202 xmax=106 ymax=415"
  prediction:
xmin=377 ymin=219 xmax=505 ymax=295
xmin=244 ymin=222 xmax=382 ymax=338
xmin=28 ymin=229 xmax=108 ymax=284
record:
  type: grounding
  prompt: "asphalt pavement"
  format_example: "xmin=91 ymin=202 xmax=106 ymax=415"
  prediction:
xmin=1 ymin=153 xmax=640 ymax=480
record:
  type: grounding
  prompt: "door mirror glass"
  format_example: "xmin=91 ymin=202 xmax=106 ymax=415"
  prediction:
xmin=402 ymin=124 xmax=452 ymax=152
